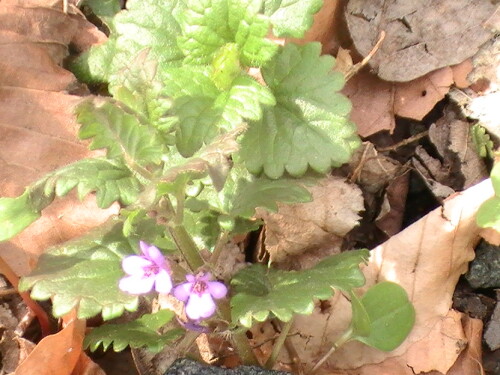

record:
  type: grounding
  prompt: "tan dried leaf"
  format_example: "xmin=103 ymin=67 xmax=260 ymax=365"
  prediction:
xmin=257 ymin=177 xmax=363 ymax=268
xmin=0 ymin=2 xmax=115 ymax=276
xmin=277 ymin=178 xmax=493 ymax=374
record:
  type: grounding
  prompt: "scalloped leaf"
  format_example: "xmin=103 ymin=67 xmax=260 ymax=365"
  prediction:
xmin=352 ymin=282 xmax=415 ymax=352
xmin=0 ymin=191 xmax=41 ymax=242
xmin=262 ymin=0 xmax=323 ymax=38
xmin=84 ymin=310 xmax=183 ymax=352
xmin=77 ymin=100 xmax=165 ymax=167
xmin=71 ymin=0 xmax=184 ymax=84
xmin=175 ymin=0 xmax=278 ymax=67
xmin=163 ymin=68 xmax=275 ymax=156
xmin=19 ymin=221 xmax=139 ymax=320
xmin=230 ymin=249 xmax=369 ymax=327
xmin=41 ymin=158 xmax=142 ymax=208
xmin=240 ymin=42 xmax=360 ymax=179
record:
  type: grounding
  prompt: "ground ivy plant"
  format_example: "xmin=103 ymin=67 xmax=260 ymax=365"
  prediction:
xmin=0 ymin=0 xmax=415 ymax=369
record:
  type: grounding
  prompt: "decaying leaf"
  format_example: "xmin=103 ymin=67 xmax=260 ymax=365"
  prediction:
xmin=256 ymin=176 xmax=364 ymax=268
xmin=0 ymin=1 xmax=116 ymax=276
xmin=345 ymin=0 xmax=495 ymax=82
xmin=14 ymin=319 xmax=86 ymax=375
xmin=272 ymin=178 xmax=493 ymax=374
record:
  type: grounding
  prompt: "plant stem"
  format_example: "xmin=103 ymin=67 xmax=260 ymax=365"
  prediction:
xmin=309 ymin=328 xmax=353 ymax=374
xmin=218 ymin=300 xmax=260 ymax=366
xmin=161 ymin=196 xmax=204 ymax=271
xmin=265 ymin=319 xmax=294 ymax=369
xmin=169 ymin=225 xmax=204 ymax=271
xmin=209 ymin=231 xmax=229 ymax=267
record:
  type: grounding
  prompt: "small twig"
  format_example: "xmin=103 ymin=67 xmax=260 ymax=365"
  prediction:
xmin=377 ymin=131 xmax=429 ymax=153
xmin=349 ymin=142 xmax=371 ymax=183
xmin=345 ymin=31 xmax=386 ymax=81
xmin=284 ymin=334 xmax=304 ymax=375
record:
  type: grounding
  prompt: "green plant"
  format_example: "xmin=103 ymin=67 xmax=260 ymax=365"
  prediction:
xmin=1 ymin=0 xmax=415 ymax=370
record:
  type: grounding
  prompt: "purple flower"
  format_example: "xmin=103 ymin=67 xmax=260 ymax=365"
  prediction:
xmin=119 ymin=241 xmax=172 ymax=295
xmin=173 ymin=272 xmax=228 ymax=321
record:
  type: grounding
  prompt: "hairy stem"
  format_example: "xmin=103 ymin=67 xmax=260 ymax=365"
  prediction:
xmin=265 ymin=318 xmax=294 ymax=369
xmin=309 ymin=328 xmax=353 ymax=374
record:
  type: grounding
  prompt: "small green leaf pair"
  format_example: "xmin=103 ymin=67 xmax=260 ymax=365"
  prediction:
xmin=349 ymin=282 xmax=415 ymax=352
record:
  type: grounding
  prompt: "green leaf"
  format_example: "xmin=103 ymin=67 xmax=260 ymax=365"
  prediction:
xmin=176 ymin=0 xmax=278 ymax=67
xmin=352 ymin=282 xmax=415 ymax=352
xmin=240 ymin=42 xmax=360 ymax=179
xmin=0 ymin=191 xmax=41 ymax=242
xmin=81 ymin=0 xmax=121 ymax=26
xmin=163 ymin=68 xmax=275 ymax=156
xmin=477 ymin=197 xmax=500 ymax=231
xmin=71 ymin=0 xmax=184 ymax=83
xmin=77 ymin=100 xmax=165 ymax=167
xmin=262 ymin=0 xmax=323 ymax=38
xmin=471 ymin=124 xmax=494 ymax=159
xmin=84 ymin=310 xmax=183 ymax=352
xmin=349 ymin=291 xmax=371 ymax=338
xmin=110 ymin=50 xmax=173 ymax=131
xmin=477 ymin=163 xmax=500 ymax=231
xmin=230 ymin=177 xmax=312 ymax=218
xmin=230 ymin=249 xmax=369 ymax=327
xmin=19 ymin=221 xmax=139 ymax=320
xmin=42 ymin=158 xmax=142 ymax=208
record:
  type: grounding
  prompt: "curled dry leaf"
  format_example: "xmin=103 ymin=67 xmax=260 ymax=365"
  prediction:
xmin=276 ymin=178 xmax=493 ymax=374
xmin=344 ymin=0 xmax=495 ymax=82
xmin=14 ymin=319 xmax=86 ymax=375
xmin=256 ymin=176 xmax=363 ymax=268
xmin=344 ymin=62 xmax=471 ymax=137
xmin=0 ymin=1 xmax=116 ymax=276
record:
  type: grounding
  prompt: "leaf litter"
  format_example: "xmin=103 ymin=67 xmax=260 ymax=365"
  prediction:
xmin=1 ymin=0 xmax=499 ymax=374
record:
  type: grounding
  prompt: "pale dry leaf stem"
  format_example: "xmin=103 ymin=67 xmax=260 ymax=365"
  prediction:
xmin=377 ymin=130 xmax=429 ymax=152
xmin=345 ymin=31 xmax=386 ymax=81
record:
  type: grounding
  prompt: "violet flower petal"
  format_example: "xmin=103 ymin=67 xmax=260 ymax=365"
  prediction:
xmin=139 ymin=241 xmax=166 ymax=268
xmin=154 ymin=269 xmax=173 ymax=294
xmin=122 ymin=256 xmax=153 ymax=275
xmin=119 ymin=275 xmax=155 ymax=294
xmin=186 ymin=292 xmax=216 ymax=320
xmin=173 ymin=282 xmax=193 ymax=302
xmin=207 ymin=281 xmax=228 ymax=299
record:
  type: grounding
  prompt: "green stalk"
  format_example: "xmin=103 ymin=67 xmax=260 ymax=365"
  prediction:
xmin=309 ymin=328 xmax=353 ymax=374
xmin=218 ymin=300 xmax=260 ymax=366
xmin=169 ymin=224 xmax=204 ymax=271
xmin=209 ymin=231 xmax=229 ymax=267
xmin=265 ymin=319 xmax=293 ymax=369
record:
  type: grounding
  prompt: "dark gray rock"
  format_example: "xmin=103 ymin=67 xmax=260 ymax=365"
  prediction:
xmin=485 ymin=302 xmax=500 ymax=351
xmin=164 ymin=359 xmax=290 ymax=375
xmin=465 ymin=242 xmax=500 ymax=289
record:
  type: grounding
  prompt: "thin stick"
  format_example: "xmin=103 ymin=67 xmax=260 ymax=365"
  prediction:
xmin=377 ymin=131 xmax=429 ymax=152
xmin=345 ymin=31 xmax=386 ymax=81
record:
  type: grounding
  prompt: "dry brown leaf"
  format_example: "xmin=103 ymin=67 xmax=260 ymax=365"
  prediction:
xmin=346 ymin=62 xmax=475 ymax=137
xmin=344 ymin=0 xmax=495 ymax=82
xmin=274 ymin=178 xmax=493 ymax=374
xmin=394 ymin=67 xmax=454 ymax=120
xmin=14 ymin=319 xmax=86 ymax=375
xmin=0 ymin=2 xmax=116 ymax=276
xmin=257 ymin=176 xmax=363 ymax=268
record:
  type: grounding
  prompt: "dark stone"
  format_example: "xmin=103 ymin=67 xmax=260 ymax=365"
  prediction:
xmin=485 ymin=302 xmax=500 ymax=351
xmin=164 ymin=359 xmax=290 ymax=375
xmin=465 ymin=242 xmax=500 ymax=289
